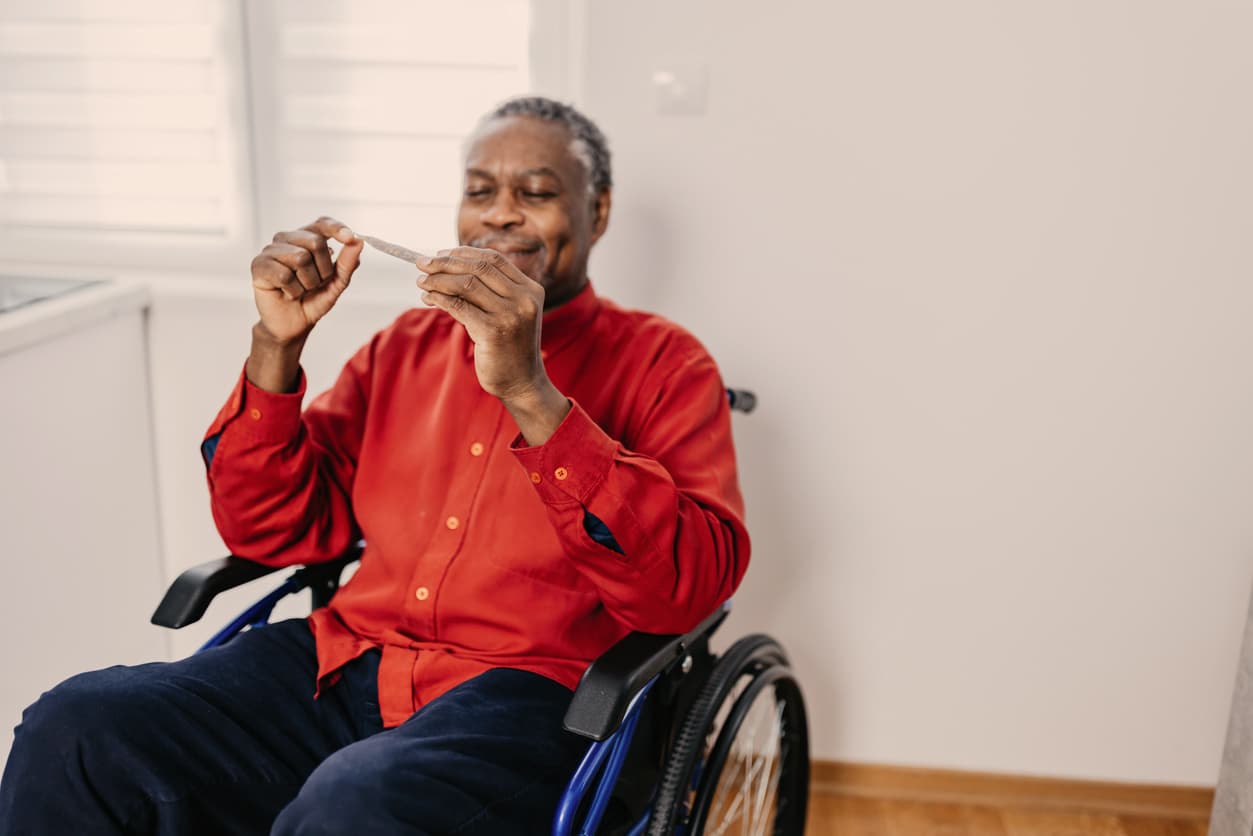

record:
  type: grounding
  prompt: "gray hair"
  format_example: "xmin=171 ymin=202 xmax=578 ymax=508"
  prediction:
xmin=482 ymin=96 xmax=613 ymax=198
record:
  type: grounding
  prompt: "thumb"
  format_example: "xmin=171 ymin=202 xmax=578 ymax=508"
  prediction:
xmin=303 ymin=240 xmax=361 ymax=322
xmin=335 ymin=238 xmax=365 ymax=280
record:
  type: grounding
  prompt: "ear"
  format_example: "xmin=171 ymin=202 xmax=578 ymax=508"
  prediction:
xmin=589 ymin=188 xmax=612 ymax=244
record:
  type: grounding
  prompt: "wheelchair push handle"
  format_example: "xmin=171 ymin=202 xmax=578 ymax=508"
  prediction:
xmin=726 ymin=388 xmax=756 ymax=413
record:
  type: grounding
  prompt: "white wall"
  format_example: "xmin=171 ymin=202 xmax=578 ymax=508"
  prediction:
xmin=577 ymin=1 xmax=1253 ymax=785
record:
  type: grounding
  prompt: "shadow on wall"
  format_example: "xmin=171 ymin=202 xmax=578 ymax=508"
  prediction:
xmin=721 ymin=397 xmax=843 ymax=751
xmin=595 ymin=198 xmax=678 ymax=312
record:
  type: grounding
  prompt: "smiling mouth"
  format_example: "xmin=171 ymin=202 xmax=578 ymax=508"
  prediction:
xmin=470 ymin=239 xmax=546 ymax=279
xmin=471 ymin=238 xmax=542 ymax=255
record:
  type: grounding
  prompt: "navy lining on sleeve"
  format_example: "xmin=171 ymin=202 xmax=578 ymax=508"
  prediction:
xmin=201 ymin=433 xmax=222 ymax=468
xmin=583 ymin=510 xmax=624 ymax=555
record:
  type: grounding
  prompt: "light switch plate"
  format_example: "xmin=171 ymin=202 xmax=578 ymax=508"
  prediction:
xmin=651 ymin=62 xmax=709 ymax=116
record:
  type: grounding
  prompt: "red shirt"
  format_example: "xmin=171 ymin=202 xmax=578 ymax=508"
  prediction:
xmin=203 ymin=283 xmax=749 ymax=727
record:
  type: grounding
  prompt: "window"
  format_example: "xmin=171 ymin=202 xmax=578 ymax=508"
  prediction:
xmin=1 ymin=0 xmax=560 ymax=274
xmin=247 ymin=0 xmax=531 ymax=264
xmin=0 ymin=0 xmax=253 ymax=271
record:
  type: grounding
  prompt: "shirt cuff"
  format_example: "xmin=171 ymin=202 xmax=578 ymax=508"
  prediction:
xmin=510 ymin=399 xmax=617 ymax=505
xmin=238 ymin=370 xmax=307 ymax=442
xmin=205 ymin=363 xmax=308 ymax=444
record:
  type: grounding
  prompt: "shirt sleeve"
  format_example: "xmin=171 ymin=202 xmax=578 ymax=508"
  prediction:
xmin=202 ymin=342 xmax=374 ymax=566
xmin=510 ymin=351 xmax=750 ymax=634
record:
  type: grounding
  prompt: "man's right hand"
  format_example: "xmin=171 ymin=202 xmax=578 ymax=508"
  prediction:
xmin=246 ymin=217 xmax=362 ymax=393
xmin=251 ymin=217 xmax=363 ymax=344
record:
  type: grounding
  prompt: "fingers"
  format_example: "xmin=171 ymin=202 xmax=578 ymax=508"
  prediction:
xmin=273 ymin=229 xmax=333 ymax=281
xmin=301 ymin=216 xmax=362 ymax=286
xmin=252 ymin=243 xmax=322 ymax=299
xmin=417 ymin=272 xmax=504 ymax=315
xmin=416 ymin=247 xmax=526 ymax=296
xmin=253 ymin=218 xmax=364 ymax=302
xmin=420 ymin=288 xmax=489 ymax=331
xmin=301 ymin=216 xmax=356 ymax=245
xmin=263 ymin=240 xmax=324 ymax=294
xmin=415 ymin=247 xmax=548 ymax=317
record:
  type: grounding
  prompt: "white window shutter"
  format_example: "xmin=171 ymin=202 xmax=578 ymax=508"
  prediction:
xmin=246 ymin=0 xmax=532 ymax=278
xmin=0 ymin=0 xmax=255 ymax=270
xmin=0 ymin=0 xmax=543 ymax=274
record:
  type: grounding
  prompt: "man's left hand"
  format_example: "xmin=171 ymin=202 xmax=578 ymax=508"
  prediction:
xmin=415 ymin=247 xmax=570 ymax=444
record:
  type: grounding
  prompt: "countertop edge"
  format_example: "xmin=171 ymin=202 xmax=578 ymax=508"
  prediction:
xmin=0 ymin=281 xmax=151 ymax=358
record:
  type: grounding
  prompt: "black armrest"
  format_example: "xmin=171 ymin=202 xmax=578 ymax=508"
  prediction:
xmin=151 ymin=547 xmax=363 ymax=630
xmin=563 ymin=604 xmax=730 ymax=741
xmin=151 ymin=557 xmax=282 ymax=629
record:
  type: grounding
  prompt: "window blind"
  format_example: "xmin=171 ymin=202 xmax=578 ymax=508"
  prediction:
xmin=247 ymin=0 xmax=532 ymax=269
xmin=0 ymin=0 xmax=249 ymax=243
xmin=0 ymin=0 xmax=535 ymax=272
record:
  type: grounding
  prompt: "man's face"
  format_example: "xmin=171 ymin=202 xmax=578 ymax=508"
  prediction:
xmin=458 ymin=115 xmax=608 ymax=308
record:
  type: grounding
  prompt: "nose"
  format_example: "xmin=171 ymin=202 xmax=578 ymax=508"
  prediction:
xmin=481 ymin=190 xmax=524 ymax=229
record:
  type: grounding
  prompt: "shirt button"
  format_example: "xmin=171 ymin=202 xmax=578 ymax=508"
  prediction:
xmin=469 ymin=442 xmax=484 ymax=457
xmin=554 ymin=467 xmax=569 ymax=481
xmin=530 ymin=471 xmax=542 ymax=484
xmin=415 ymin=586 xmax=429 ymax=601
xmin=445 ymin=516 xmax=460 ymax=530
xmin=249 ymin=408 xmax=262 ymax=420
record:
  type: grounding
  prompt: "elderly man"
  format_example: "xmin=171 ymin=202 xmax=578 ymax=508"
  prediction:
xmin=0 ymin=97 xmax=749 ymax=835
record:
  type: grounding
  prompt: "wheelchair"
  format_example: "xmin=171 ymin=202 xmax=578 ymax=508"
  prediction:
xmin=151 ymin=388 xmax=809 ymax=835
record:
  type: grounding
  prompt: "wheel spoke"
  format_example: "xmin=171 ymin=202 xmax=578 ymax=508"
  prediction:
xmin=705 ymin=684 xmax=787 ymax=836
xmin=707 ymin=758 xmax=746 ymax=835
xmin=748 ymin=700 xmax=785 ymax=835
xmin=741 ymin=733 xmax=751 ymax=836
xmin=703 ymin=674 xmax=749 ymax=834
xmin=709 ymin=749 xmax=748 ymax=834
xmin=745 ymin=696 xmax=779 ymax=834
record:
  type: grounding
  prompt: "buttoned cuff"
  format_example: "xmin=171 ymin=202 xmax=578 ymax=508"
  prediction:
xmin=206 ymin=363 xmax=307 ymax=444
xmin=238 ymin=371 xmax=307 ymax=442
xmin=510 ymin=399 xmax=617 ymax=505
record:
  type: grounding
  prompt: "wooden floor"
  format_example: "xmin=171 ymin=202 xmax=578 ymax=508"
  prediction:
xmin=790 ymin=761 xmax=1213 ymax=835
xmin=805 ymin=794 xmax=1209 ymax=835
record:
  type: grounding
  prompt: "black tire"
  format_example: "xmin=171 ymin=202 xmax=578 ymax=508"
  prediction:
xmin=646 ymin=635 xmax=809 ymax=835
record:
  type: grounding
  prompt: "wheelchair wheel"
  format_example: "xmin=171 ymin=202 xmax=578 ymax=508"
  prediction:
xmin=646 ymin=634 xmax=809 ymax=835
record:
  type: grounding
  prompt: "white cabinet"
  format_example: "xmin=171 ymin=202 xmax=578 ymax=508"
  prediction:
xmin=0 ymin=279 xmax=168 ymax=763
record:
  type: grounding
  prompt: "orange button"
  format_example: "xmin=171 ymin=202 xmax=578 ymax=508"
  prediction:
xmin=445 ymin=516 xmax=460 ymax=530
xmin=529 ymin=472 xmax=542 ymax=484
xmin=415 ymin=586 xmax=430 ymax=601
xmin=554 ymin=467 xmax=569 ymax=481
xmin=469 ymin=442 xmax=484 ymax=457
xmin=249 ymin=408 xmax=262 ymax=420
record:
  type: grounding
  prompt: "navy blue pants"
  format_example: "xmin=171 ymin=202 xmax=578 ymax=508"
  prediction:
xmin=0 ymin=619 xmax=588 ymax=835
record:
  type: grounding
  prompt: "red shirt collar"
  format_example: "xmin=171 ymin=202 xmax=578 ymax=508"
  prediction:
xmin=540 ymin=281 xmax=600 ymax=361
